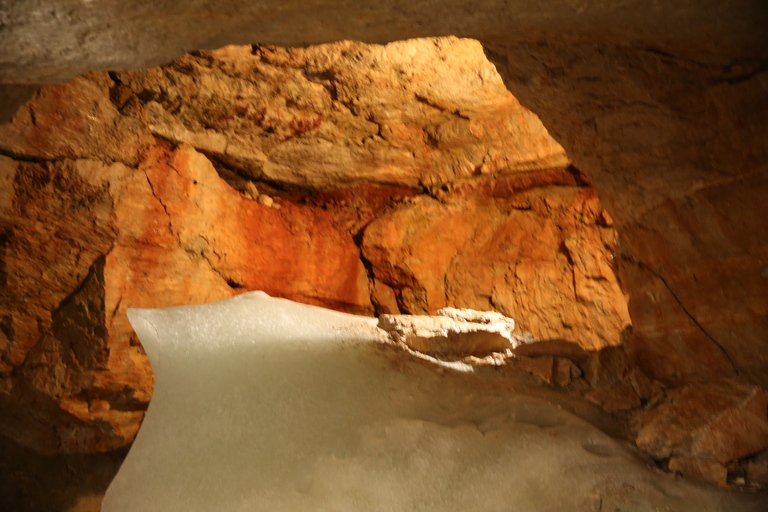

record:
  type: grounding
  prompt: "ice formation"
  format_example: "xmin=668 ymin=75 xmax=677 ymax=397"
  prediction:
xmin=102 ymin=291 xmax=766 ymax=512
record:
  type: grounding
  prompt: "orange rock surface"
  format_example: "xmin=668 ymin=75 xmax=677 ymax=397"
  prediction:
xmin=362 ymin=171 xmax=630 ymax=350
xmin=0 ymin=39 xmax=629 ymax=454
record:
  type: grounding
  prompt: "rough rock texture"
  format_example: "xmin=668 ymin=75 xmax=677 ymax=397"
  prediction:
xmin=0 ymin=0 xmax=766 ymax=395
xmin=0 ymin=39 xmax=628 ymax=455
xmin=1 ymin=1 xmax=765 ymax=85
xmin=110 ymin=39 xmax=567 ymax=190
xmin=0 ymin=0 xmax=767 ymax=501
xmin=362 ymin=169 xmax=630 ymax=350
xmin=635 ymin=380 xmax=768 ymax=466
xmin=487 ymin=43 xmax=768 ymax=390
xmin=378 ymin=307 xmax=528 ymax=356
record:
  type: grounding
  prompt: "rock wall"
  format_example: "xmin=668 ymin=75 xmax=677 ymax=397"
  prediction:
xmin=485 ymin=42 xmax=768 ymax=389
xmin=0 ymin=39 xmax=631 ymax=454
xmin=1 ymin=0 xmax=767 ymax=495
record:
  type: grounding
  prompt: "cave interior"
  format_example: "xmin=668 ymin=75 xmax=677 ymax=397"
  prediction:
xmin=0 ymin=1 xmax=767 ymax=511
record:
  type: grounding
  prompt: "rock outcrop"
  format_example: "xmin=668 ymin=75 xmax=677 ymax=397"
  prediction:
xmin=635 ymin=380 xmax=768 ymax=486
xmin=0 ymin=39 xmax=629 ymax=455
xmin=0 ymin=0 xmax=766 ymax=502
xmin=486 ymin=42 xmax=768 ymax=390
xmin=378 ymin=307 xmax=530 ymax=356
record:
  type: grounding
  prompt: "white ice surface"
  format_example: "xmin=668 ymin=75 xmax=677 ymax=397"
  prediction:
xmin=102 ymin=291 xmax=767 ymax=512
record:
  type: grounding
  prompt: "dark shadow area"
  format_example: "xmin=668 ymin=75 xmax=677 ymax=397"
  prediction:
xmin=0 ymin=434 xmax=128 ymax=512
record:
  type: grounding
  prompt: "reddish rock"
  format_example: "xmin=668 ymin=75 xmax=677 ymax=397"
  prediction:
xmin=490 ymin=43 xmax=768 ymax=390
xmin=745 ymin=451 xmax=768 ymax=488
xmin=515 ymin=356 xmax=555 ymax=385
xmin=0 ymin=38 xmax=630 ymax=454
xmin=635 ymin=379 xmax=768 ymax=465
xmin=554 ymin=357 xmax=582 ymax=387
xmin=362 ymin=176 xmax=631 ymax=350
xmin=626 ymin=365 xmax=664 ymax=403
xmin=586 ymin=383 xmax=642 ymax=413
xmin=0 ymin=73 xmax=153 ymax=165
xmin=114 ymin=39 xmax=567 ymax=192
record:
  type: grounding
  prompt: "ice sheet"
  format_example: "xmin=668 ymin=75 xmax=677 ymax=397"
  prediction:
xmin=102 ymin=291 xmax=767 ymax=511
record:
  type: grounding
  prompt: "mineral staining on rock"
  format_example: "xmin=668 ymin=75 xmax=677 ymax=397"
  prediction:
xmin=0 ymin=38 xmax=630 ymax=455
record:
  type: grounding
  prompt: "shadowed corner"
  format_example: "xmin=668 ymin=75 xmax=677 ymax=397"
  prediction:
xmin=0 ymin=433 xmax=129 ymax=512
xmin=126 ymin=309 xmax=161 ymax=369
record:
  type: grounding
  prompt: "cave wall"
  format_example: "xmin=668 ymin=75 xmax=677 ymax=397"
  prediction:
xmin=0 ymin=39 xmax=632 ymax=454
xmin=0 ymin=0 xmax=767 ymax=493
xmin=485 ymin=42 xmax=768 ymax=389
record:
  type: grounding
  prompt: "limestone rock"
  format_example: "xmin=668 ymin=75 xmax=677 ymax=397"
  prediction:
xmin=378 ymin=307 xmax=529 ymax=356
xmin=669 ymin=457 xmax=729 ymax=487
xmin=635 ymin=380 xmax=768 ymax=466
xmin=362 ymin=173 xmax=631 ymax=350
xmin=0 ymin=38 xmax=628 ymax=455
xmin=112 ymin=38 xmax=567 ymax=191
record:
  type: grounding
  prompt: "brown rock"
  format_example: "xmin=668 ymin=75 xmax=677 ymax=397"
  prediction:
xmin=515 ymin=356 xmax=555 ymax=385
xmin=513 ymin=339 xmax=590 ymax=362
xmin=586 ymin=383 xmax=642 ymax=413
xmin=669 ymin=457 xmax=728 ymax=487
xmin=745 ymin=451 xmax=768 ymax=488
xmin=0 ymin=38 xmax=629 ymax=454
xmin=490 ymin=42 xmax=768 ymax=389
xmin=115 ymin=39 xmax=567 ymax=191
xmin=626 ymin=365 xmax=665 ymax=402
xmin=580 ymin=346 xmax=629 ymax=388
xmin=554 ymin=357 xmax=583 ymax=387
xmin=635 ymin=379 xmax=768 ymax=465
xmin=0 ymin=73 xmax=153 ymax=166
xmin=362 ymin=176 xmax=631 ymax=351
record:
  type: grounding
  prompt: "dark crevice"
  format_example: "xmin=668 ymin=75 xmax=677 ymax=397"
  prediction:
xmin=0 ymin=230 xmax=10 ymax=292
xmin=565 ymin=164 xmax=592 ymax=186
xmin=302 ymin=70 xmax=340 ymax=102
xmin=714 ymin=61 xmax=768 ymax=85
xmin=0 ymin=146 xmax=132 ymax=169
xmin=143 ymin=171 xmax=172 ymax=229
xmin=0 ymin=147 xmax=58 ymax=164
xmin=641 ymin=47 xmax=768 ymax=84
xmin=51 ymin=254 xmax=109 ymax=371
xmin=225 ymin=278 xmax=244 ymax=290
xmin=205 ymin=155 xmax=301 ymax=196
xmin=0 ymin=314 xmax=14 ymax=343
xmin=351 ymin=221 xmax=386 ymax=316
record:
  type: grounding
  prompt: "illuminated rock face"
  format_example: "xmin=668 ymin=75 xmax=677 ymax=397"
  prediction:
xmin=486 ymin=44 xmax=768 ymax=390
xmin=0 ymin=39 xmax=630 ymax=455
xmin=0 ymin=1 xmax=767 ymax=500
xmin=0 ymin=3 xmax=766 ymax=399
xmin=101 ymin=292 xmax=767 ymax=512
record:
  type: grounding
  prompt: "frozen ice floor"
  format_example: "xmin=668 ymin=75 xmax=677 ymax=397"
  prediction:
xmin=102 ymin=292 xmax=768 ymax=512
